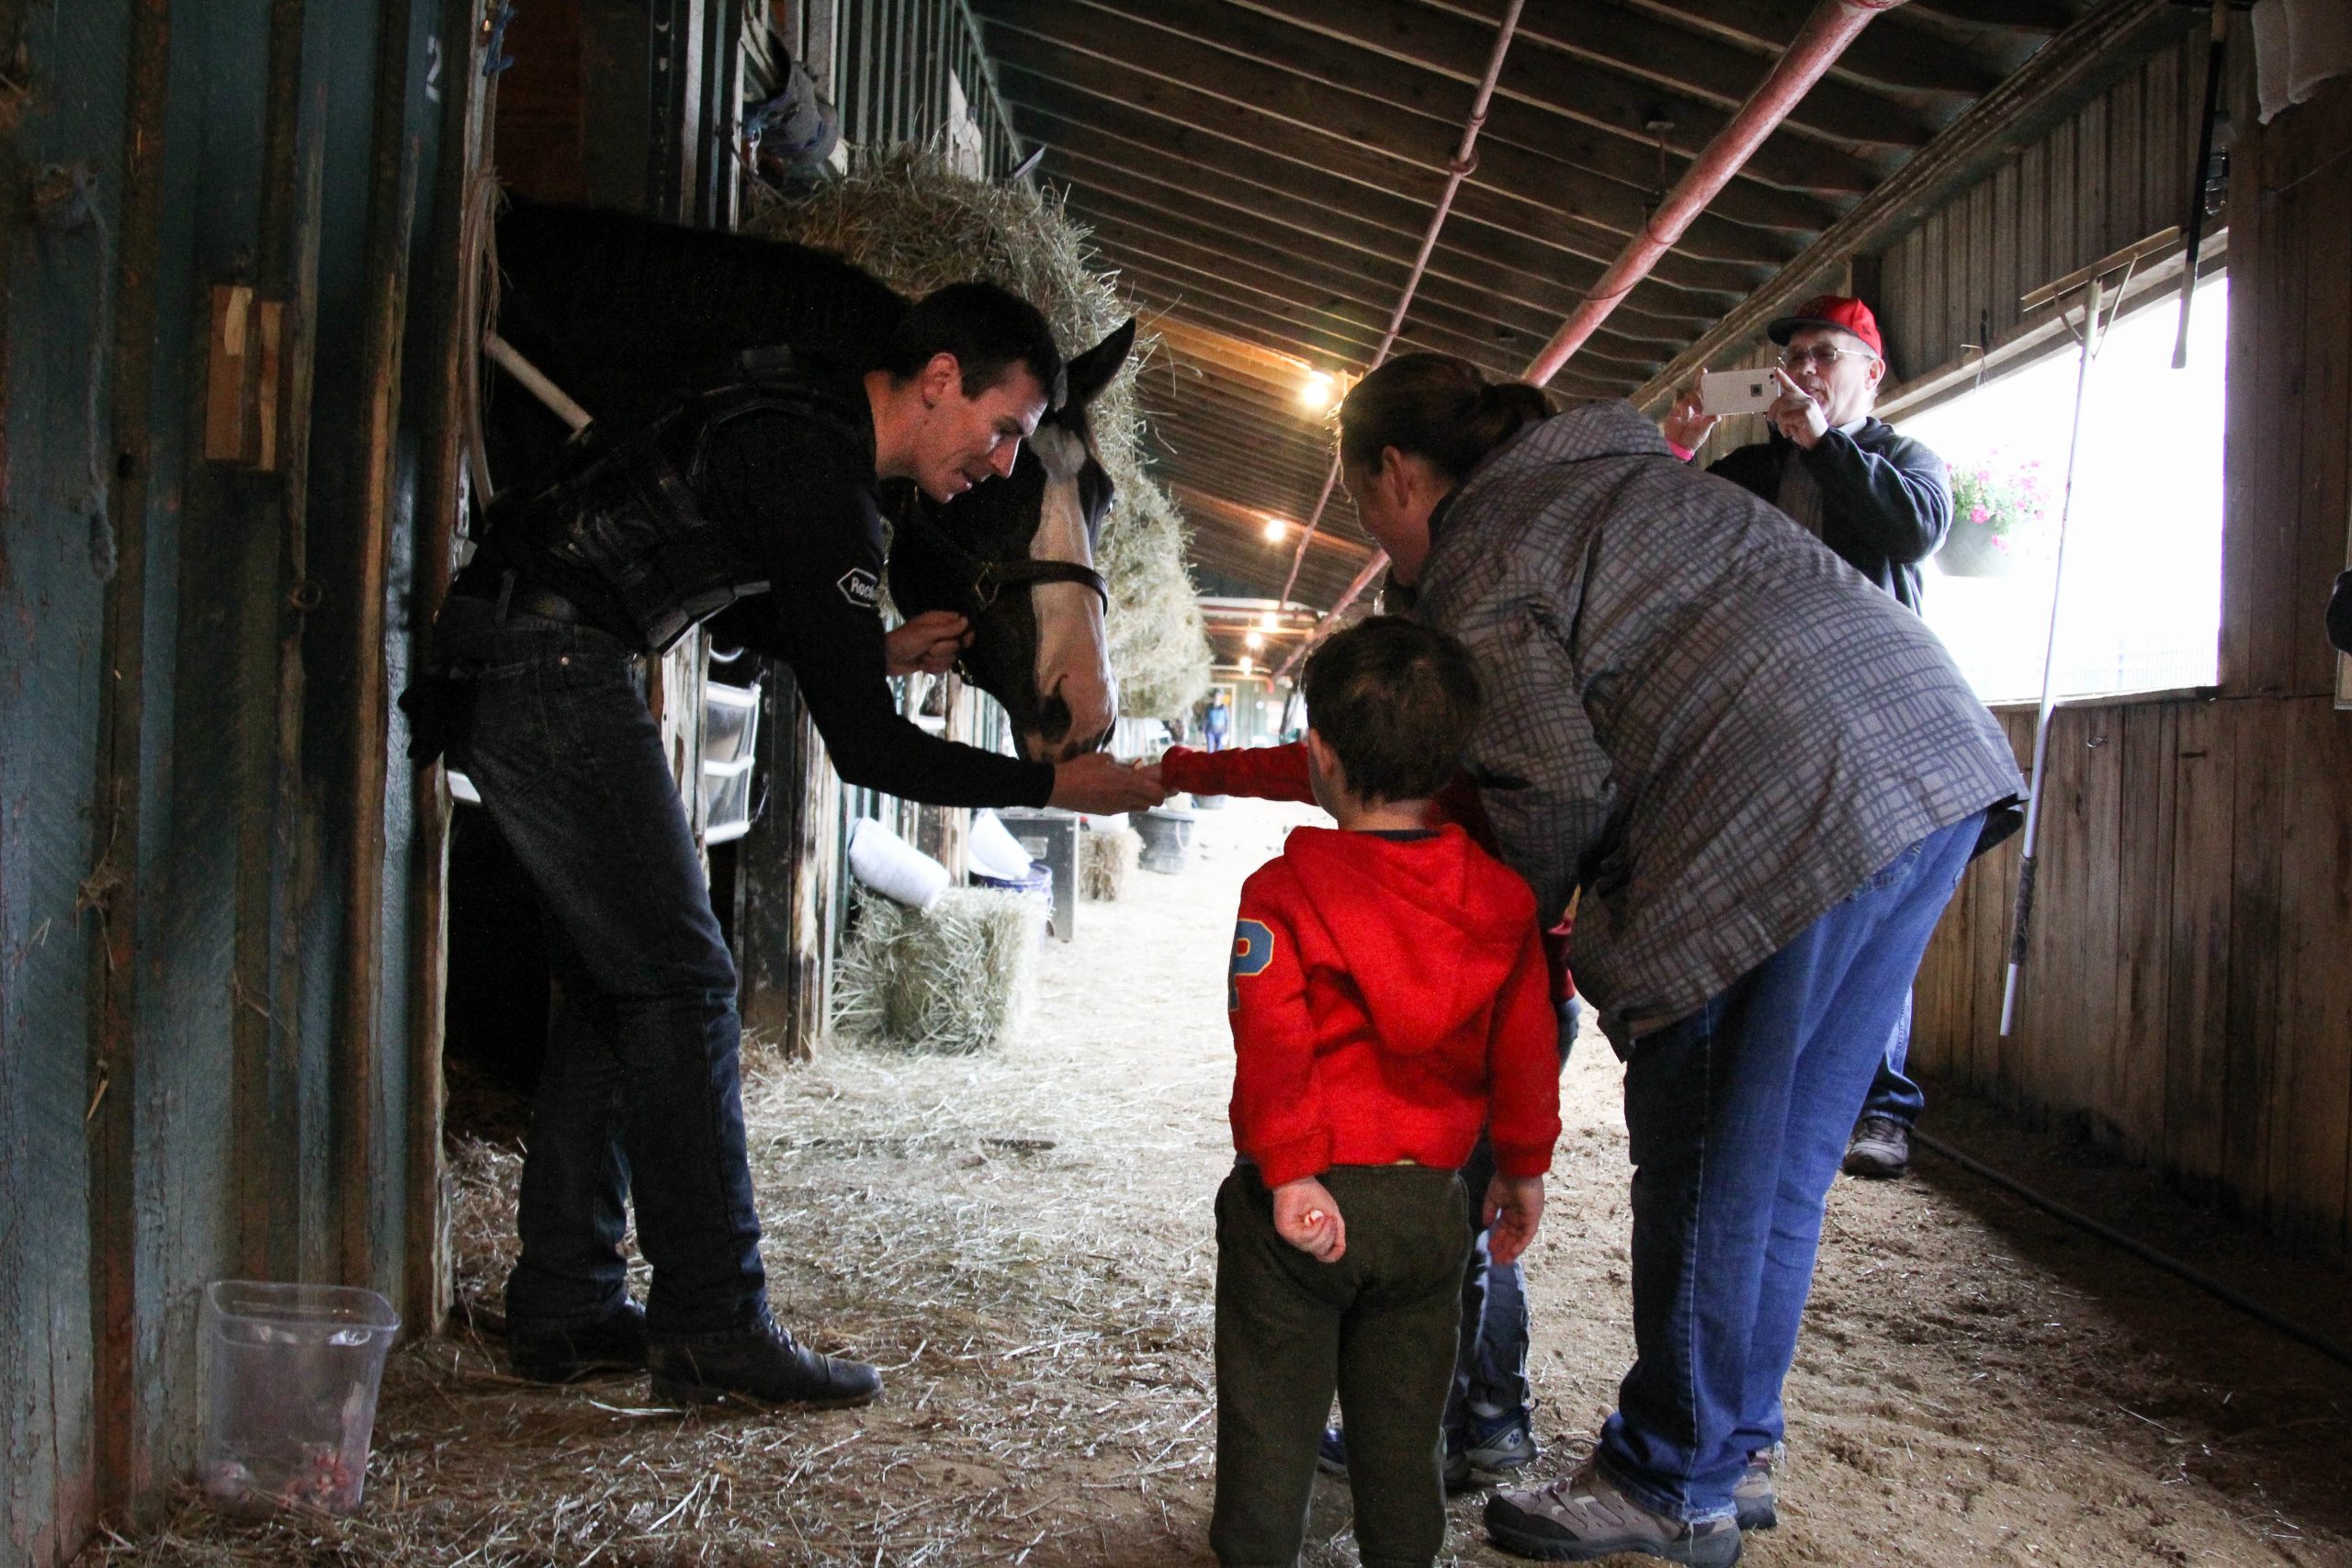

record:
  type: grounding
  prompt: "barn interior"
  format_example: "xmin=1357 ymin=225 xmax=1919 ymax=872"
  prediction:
xmin=5 ymin=1 xmax=2352 ymax=1564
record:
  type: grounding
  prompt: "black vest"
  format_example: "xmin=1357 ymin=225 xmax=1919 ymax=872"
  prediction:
xmin=475 ymin=348 xmax=872 ymax=653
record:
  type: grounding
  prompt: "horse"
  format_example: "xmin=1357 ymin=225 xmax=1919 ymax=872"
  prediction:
xmin=481 ymin=196 xmax=1130 ymax=761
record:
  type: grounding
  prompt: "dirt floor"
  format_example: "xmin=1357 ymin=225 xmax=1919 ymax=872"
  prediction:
xmin=102 ymin=796 xmax=2352 ymax=1567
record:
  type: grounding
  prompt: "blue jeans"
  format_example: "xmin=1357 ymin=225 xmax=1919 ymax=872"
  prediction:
xmin=1596 ymin=815 xmax=1981 ymax=1522
xmin=437 ymin=595 xmax=765 ymax=1337
xmin=1859 ymin=993 xmax=1925 ymax=1126
xmin=1444 ymin=996 xmax=1578 ymax=1433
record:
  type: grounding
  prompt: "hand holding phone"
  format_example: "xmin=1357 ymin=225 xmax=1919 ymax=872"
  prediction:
xmin=1699 ymin=368 xmax=1779 ymax=417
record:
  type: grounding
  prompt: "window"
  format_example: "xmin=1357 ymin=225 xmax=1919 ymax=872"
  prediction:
xmin=1897 ymin=275 xmax=2227 ymax=705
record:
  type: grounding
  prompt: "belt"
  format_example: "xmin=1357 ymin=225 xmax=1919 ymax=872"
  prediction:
xmin=450 ymin=574 xmax=595 ymax=626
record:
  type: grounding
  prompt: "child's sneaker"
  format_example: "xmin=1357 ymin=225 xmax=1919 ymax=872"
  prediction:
xmin=1459 ymin=1408 xmax=1540 ymax=1478
xmin=1321 ymin=1414 xmax=1535 ymax=1490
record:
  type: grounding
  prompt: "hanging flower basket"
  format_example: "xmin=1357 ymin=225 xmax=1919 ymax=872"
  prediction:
xmin=1937 ymin=519 xmax=2019 ymax=578
xmin=1936 ymin=453 xmax=2048 ymax=580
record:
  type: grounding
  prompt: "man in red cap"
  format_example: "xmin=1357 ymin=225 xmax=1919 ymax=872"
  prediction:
xmin=1661 ymin=295 xmax=1954 ymax=1182
xmin=1663 ymin=294 xmax=1949 ymax=614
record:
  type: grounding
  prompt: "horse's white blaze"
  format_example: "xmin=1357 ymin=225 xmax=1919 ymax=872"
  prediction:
xmin=1026 ymin=424 xmax=1117 ymax=757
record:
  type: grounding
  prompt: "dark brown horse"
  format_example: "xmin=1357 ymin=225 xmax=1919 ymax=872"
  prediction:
xmin=484 ymin=196 xmax=1133 ymax=759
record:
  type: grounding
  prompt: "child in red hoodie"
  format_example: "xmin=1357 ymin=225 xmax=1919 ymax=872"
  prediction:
xmin=1211 ymin=618 xmax=1563 ymax=1568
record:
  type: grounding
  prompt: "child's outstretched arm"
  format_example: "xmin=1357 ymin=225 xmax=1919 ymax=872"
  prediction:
xmin=1272 ymin=1175 xmax=1347 ymax=1262
xmin=1160 ymin=742 xmax=1315 ymax=803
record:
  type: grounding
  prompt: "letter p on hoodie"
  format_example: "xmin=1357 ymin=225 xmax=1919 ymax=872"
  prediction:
xmin=1226 ymin=823 xmax=1563 ymax=1189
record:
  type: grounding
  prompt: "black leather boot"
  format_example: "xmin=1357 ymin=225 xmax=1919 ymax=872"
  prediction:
xmin=648 ymin=1306 xmax=882 ymax=1408
xmin=507 ymin=1299 xmax=649 ymax=1383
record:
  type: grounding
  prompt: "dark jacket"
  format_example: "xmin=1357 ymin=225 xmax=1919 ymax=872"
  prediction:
xmin=1703 ymin=417 xmax=1952 ymax=613
xmin=453 ymin=354 xmax=1054 ymax=809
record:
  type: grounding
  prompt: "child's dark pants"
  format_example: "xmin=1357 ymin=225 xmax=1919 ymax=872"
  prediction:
xmin=1212 ymin=1163 xmax=1472 ymax=1568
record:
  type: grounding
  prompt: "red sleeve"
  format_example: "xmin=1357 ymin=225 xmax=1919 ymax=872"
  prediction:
xmin=1227 ymin=870 xmax=1330 ymax=1187
xmin=1162 ymin=742 xmax=1315 ymax=804
xmin=1487 ymin=925 xmax=1565 ymax=1179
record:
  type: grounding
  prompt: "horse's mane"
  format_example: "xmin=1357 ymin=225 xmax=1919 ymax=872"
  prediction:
xmin=492 ymin=193 xmax=909 ymax=435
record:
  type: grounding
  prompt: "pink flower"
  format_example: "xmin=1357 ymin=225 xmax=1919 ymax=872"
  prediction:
xmin=1969 ymin=505 xmax=1990 ymax=524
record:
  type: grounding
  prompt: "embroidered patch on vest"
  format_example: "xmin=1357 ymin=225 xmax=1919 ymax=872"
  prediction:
xmin=836 ymin=567 xmax=880 ymax=609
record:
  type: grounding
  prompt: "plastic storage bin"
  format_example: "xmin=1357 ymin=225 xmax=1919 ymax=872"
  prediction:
xmin=199 ymin=1280 xmax=401 ymax=1517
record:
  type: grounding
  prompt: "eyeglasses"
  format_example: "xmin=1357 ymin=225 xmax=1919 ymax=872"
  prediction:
xmin=1776 ymin=344 xmax=1879 ymax=371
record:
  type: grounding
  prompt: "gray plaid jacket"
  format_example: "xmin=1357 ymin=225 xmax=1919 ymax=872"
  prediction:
xmin=1410 ymin=400 xmax=2022 ymax=1043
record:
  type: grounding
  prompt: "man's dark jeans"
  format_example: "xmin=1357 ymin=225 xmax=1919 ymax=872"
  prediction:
xmin=437 ymin=595 xmax=765 ymax=1337
xmin=1595 ymin=813 xmax=1982 ymax=1522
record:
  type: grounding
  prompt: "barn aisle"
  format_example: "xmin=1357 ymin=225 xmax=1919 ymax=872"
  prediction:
xmin=108 ymin=796 xmax=2352 ymax=1566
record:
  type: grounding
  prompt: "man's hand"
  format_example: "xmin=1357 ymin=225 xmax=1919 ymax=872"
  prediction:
xmin=1659 ymin=373 xmax=1719 ymax=455
xmin=1047 ymin=750 xmax=1169 ymax=813
xmin=1272 ymin=1176 xmax=1347 ymax=1262
xmin=1482 ymin=1174 xmax=1545 ymax=1267
xmin=1769 ymin=368 xmax=1830 ymax=450
xmin=884 ymin=609 xmax=971 ymax=677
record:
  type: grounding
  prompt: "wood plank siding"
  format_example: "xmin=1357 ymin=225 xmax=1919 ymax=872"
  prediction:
xmin=1906 ymin=71 xmax=2352 ymax=1259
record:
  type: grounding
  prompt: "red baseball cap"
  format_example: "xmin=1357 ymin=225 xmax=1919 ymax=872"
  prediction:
xmin=1768 ymin=294 xmax=1883 ymax=359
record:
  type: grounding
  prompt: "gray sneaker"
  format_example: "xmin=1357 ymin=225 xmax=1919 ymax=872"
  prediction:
xmin=1485 ymin=1461 xmax=1741 ymax=1564
xmin=1460 ymin=1410 xmax=1539 ymax=1478
xmin=1732 ymin=1443 xmax=1781 ymax=1531
xmin=1842 ymin=1114 xmax=1911 ymax=1179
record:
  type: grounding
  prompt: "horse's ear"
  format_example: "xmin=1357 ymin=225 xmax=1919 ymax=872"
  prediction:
xmin=1059 ymin=318 xmax=1136 ymax=412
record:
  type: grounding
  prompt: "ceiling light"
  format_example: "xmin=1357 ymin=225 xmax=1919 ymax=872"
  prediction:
xmin=1298 ymin=370 xmax=1337 ymax=412
xmin=1262 ymin=516 xmax=1289 ymax=543
xmin=1259 ymin=610 xmax=1280 ymax=632
xmin=1238 ymin=655 xmax=1255 ymax=674
xmin=1244 ymin=630 xmax=1265 ymax=651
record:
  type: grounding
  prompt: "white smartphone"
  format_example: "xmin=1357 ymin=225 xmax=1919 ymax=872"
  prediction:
xmin=1699 ymin=367 xmax=1779 ymax=417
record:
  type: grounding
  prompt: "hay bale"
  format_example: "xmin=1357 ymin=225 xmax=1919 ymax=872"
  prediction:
xmin=1081 ymin=827 xmax=1140 ymax=902
xmin=745 ymin=145 xmax=1211 ymax=719
xmin=830 ymin=887 xmax=1042 ymax=1053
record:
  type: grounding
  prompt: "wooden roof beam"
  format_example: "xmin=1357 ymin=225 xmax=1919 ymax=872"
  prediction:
xmin=997 ymin=69 xmax=1775 ymax=300
xmin=975 ymin=10 xmax=1813 ymax=261
xmin=1065 ymin=185 xmax=1674 ymax=375
xmin=1046 ymin=140 xmax=1702 ymax=352
xmin=1110 ymin=246 xmax=1651 ymax=394
xmin=1122 ymin=0 xmax=1894 ymax=194
xmin=1618 ymin=0 xmax=2002 ymax=97
xmin=1227 ymin=0 xmax=1923 ymax=166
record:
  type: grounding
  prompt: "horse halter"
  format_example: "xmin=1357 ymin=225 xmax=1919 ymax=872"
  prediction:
xmin=892 ymin=501 xmax=1109 ymax=615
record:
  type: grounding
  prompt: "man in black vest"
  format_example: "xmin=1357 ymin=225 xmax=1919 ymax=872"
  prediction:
xmin=1662 ymin=295 xmax=1954 ymax=1179
xmin=418 ymin=282 xmax=1161 ymax=1408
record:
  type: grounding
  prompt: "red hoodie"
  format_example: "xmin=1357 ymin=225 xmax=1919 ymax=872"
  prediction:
xmin=1168 ymin=743 xmax=1577 ymax=1003
xmin=1227 ymin=824 xmax=1563 ymax=1189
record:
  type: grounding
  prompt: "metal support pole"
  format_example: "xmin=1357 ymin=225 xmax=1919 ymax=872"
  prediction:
xmin=2000 ymin=272 xmax=2104 ymax=1036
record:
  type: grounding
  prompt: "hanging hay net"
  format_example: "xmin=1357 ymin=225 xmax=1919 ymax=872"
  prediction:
xmin=830 ymin=887 xmax=1043 ymax=1053
xmin=1081 ymin=826 xmax=1139 ymax=902
xmin=745 ymin=145 xmax=1212 ymax=719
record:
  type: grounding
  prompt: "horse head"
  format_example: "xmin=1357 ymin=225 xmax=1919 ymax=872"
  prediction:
xmin=887 ymin=318 xmax=1135 ymax=763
